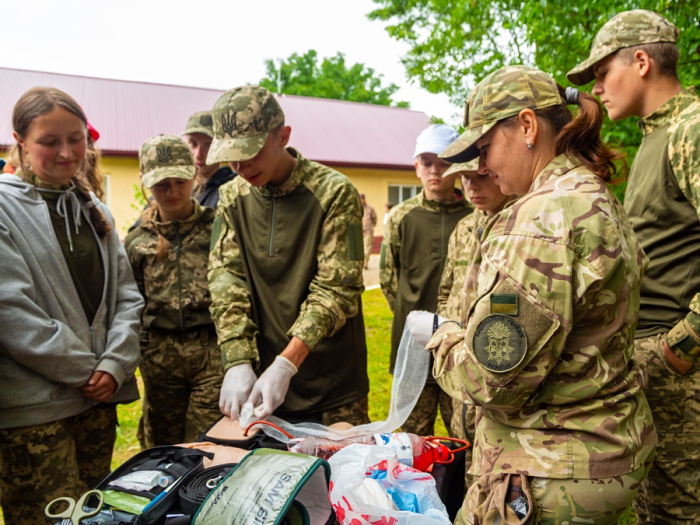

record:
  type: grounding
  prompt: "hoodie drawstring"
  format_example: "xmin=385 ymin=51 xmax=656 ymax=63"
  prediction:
xmin=36 ymin=186 xmax=86 ymax=252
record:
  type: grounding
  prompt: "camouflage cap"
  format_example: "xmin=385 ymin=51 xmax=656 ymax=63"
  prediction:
xmin=567 ymin=10 xmax=679 ymax=86
xmin=440 ymin=65 xmax=563 ymax=163
xmin=182 ymin=111 xmax=214 ymax=137
xmin=139 ymin=134 xmax=196 ymax=189
xmin=207 ymin=86 xmax=285 ymax=164
xmin=442 ymin=159 xmax=479 ymax=178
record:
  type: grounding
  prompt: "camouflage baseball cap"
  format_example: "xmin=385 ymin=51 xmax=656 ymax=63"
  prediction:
xmin=440 ymin=65 xmax=563 ymax=163
xmin=139 ymin=134 xmax=196 ymax=189
xmin=442 ymin=159 xmax=479 ymax=178
xmin=182 ymin=111 xmax=214 ymax=137
xmin=567 ymin=10 xmax=679 ymax=86
xmin=207 ymin=86 xmax=285 ymax=164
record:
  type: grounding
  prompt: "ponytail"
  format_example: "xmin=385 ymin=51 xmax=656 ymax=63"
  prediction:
xmin=139 ymin=187 xmax=171 ymax=262
xmin=551 ymin=85 xmax=624 ymax=182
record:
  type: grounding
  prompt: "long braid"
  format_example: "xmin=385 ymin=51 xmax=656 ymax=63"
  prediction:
xmin=139 ymin=189 xmax=171 ymax=261
xmin=71 ymin=175 xmax=112 ymax=237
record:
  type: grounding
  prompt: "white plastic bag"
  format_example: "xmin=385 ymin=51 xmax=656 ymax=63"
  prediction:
xmin=328 ymin=444 xmax=451 ymax=525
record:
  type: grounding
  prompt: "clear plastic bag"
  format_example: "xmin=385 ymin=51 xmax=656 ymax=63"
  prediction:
xmin=328 ymin=444 xmax=451 ymax=525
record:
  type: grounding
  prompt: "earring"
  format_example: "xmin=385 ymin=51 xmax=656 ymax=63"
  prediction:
xmin=527 ymin=142 xmax=533 ymax=150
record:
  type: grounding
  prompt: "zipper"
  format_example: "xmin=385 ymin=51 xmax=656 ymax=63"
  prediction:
xmin=268 ymin=193 xmax=276 ymax=257
xmin=440 ymin=204 xmax=446 ymax=258
xmin=175 ymin=223 xmax=185 ymax=332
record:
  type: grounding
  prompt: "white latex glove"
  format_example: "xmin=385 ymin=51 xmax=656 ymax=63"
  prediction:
xmin=219 ymin=362 xmax=257 ymax=420
xmin=247 ymin=355 xmax=298 ymax=419
xmin=406 ymin=310 xmax=446 ymax=347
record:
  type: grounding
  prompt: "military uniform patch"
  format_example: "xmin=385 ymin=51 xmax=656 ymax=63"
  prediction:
xmin=473 ymin=314 xmax=527 ymax=372
xmin=490 ymin=294 xmax=518 ymax=315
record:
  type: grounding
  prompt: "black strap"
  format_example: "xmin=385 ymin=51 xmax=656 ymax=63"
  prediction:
xmin=178 ymin=463 xmax=237 ymax=516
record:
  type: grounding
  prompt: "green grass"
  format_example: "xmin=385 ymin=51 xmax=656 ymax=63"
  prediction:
xmin=0 ymin=288 xmax=635 ymax=524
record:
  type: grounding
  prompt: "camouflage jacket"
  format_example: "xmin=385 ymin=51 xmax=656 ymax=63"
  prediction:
xmin=427 ymin=155 xmax=657 ymax=479
xmin=437 ymin=210 xmax=491 ymax=322
xmin=380 ymin=191 xmax=472 ymax=372
xmin=125 ymin=200 xmax=216 ymax=333
xmin=208 ymin=149 xmax=368 ymax=415
xmin=624 ymin=88 xmax=700 ymax=357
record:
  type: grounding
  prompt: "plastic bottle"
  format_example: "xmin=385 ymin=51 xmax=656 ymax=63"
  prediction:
xmin=287 ymin=433 xmax=452 ymax=472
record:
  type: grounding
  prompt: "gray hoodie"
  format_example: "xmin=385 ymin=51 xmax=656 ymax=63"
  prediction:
xmin=0 ymin=174 xmax=143 ymax=429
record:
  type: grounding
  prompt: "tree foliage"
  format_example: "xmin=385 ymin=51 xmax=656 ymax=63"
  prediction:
xmin=369 ymin=1 xmax=700 ymax=165
xmin=259 ymin=50 xmax=409 ymax=108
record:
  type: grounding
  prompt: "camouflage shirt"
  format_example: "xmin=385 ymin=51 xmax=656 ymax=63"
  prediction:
xmin=624 ymin=88 xmax=700 ymax=353
xmin=362 ymin=204 xmax=377 ymax=234
xmin=427 ymin=155 xmax=657 ymax=479
xmin=125 ymin=200 xmax=216 ymax=332
xmin=380 ymin=190 xmax=472 ymax=372
xmin=208 ymin=149 xmax=368 ymax=415
xmin=437 ymin=210 xmax=491 ymax=322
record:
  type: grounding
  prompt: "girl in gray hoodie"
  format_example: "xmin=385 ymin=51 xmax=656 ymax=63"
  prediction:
xmin=0 ymin=87 xmax=143 ymax=525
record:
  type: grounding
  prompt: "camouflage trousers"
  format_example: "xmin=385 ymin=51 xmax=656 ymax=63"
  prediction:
xmin=363 ymin=232 xmax=373 ymax=269
xmin=401 ymin=382 xmax=454 ymax=437
xmin=456 ymin=451 xmax=653 ymax=525
xmin=281 ymin=396 xmax=371 ymax=426
xmin=0 ymin=404 xmax=116 ymax=525
xmin=140 ymin=327 xmax=224 ymax=448
xmin=450 ymin=397 xmax=477 ymax=492
xmin=633 ymin=333 xmax=700 ymax=524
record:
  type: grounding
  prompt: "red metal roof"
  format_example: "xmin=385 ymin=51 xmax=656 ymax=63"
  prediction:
xmin=0 ymin=67 xmax=430 ymax=170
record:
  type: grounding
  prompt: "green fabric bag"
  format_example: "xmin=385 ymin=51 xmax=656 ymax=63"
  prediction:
xmin=193 ymin=448 xmax=334 ymax=525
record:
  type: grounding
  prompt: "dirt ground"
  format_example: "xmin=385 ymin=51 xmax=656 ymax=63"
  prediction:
xmin=363 ymin=253 xmax=380 ymax=289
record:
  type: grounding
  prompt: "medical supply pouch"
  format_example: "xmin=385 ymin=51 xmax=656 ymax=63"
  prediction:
xmin=193 ymin=448 xmax=334 ymax=525
xmin=96 ymin=446 xmax=212 ymax=525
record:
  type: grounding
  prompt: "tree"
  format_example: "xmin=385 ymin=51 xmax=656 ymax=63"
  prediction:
xmin=368 ymin=1 xmax=700 ymax=179
xmin=259 ymin=50 xmax=409 ymax=108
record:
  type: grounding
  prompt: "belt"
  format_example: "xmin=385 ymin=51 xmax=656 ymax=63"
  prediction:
xmin=148 ymin=325 xmax=218 ymax=341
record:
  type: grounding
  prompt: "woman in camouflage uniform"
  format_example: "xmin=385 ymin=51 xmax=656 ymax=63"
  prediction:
xmin=419 ymin=66 xmax=657 ymax=524
xmin=0 ymin=87 xmax=143 ymax=525
xmin=126 ymin=134 xmax=223 ymax=447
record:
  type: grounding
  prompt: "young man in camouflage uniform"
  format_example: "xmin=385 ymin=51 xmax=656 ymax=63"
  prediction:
xmin=436 ymin=159 xmax=515 ymax=491
xmin=182 ymin=111 xmax=236 ymax=208
xmin=126 ymin=134 xmax=223 ymax=447
xmin=360 ymin=193 xmax=377 ymax=269
xmin=206 ymin=86 xmax=370 ymax=425
xmin=380 ymin=124 xmax=473 ymax=436
xmin=568 ymin=11 xmax=700 ymax=523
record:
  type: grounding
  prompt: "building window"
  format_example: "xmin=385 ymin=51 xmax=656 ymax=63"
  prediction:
xmin=388 ymin=184 xmax=422 ymax=205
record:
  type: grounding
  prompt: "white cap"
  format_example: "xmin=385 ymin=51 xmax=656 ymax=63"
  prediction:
xmin=413 ymin=124 xmax=459 ymax=159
